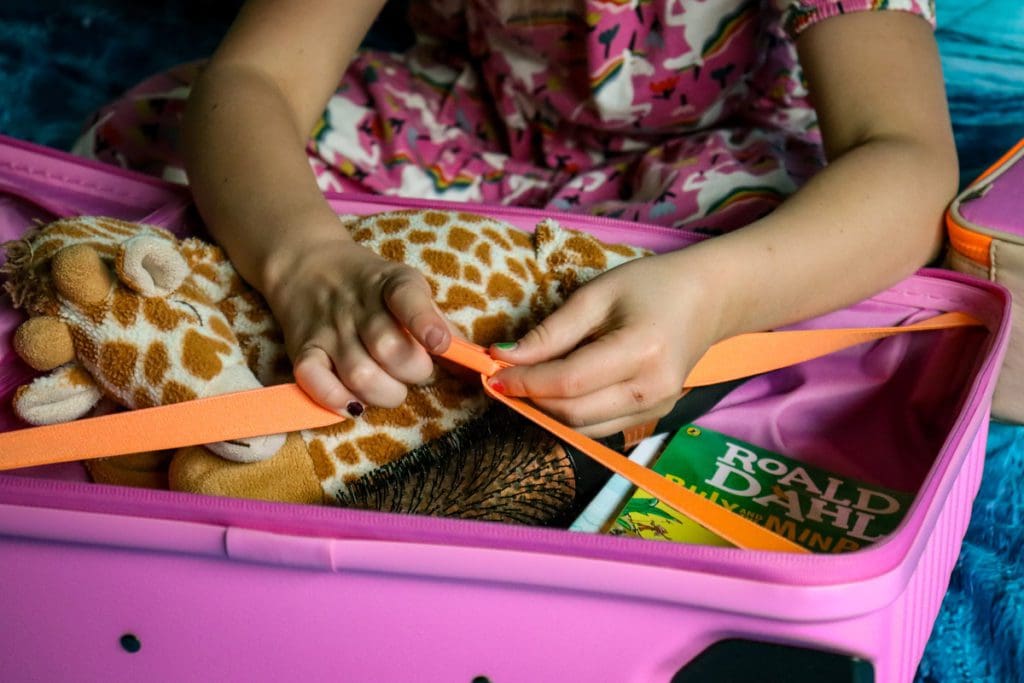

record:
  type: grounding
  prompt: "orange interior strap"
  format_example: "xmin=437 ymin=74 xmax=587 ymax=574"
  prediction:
xmin=682 ymin=311 xmax=979 ymax=388
xmin=482 ymin=381 xmax=808 ymax=553
xmin=0 ymin=384 xmax=342 ymax=470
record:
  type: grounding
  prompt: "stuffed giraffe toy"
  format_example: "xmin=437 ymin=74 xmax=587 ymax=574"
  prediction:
xmin=3 ymin=209 xmax=650 ymax=517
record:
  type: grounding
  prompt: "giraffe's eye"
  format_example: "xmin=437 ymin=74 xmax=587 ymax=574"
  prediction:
xmin=172 ymin=299 xmax=204 ymax=325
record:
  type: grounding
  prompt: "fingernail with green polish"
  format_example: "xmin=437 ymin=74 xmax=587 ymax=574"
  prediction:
xmin=494 ymin=341 xmax=517 ymax=351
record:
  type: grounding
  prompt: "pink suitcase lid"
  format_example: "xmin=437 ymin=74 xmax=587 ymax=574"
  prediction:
xmin=950 ymin=138 xmax=1024 ymax=241
xmin=0 ymin=134 xmax=1012 ymax=613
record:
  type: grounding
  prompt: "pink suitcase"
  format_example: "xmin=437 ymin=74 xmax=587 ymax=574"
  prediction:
xmin=0 ymin=134 xmax=1011 ymax=682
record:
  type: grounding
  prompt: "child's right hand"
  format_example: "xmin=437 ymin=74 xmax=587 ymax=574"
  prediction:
xmin=264 ymin=236 xmax=452 ymax=417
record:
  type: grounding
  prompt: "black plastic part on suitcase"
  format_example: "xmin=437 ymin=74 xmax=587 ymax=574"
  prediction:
xmin=560 ymin=377 xmax=751 ymax=523
xmin=672 ymin=638 xmax=875 ymax=683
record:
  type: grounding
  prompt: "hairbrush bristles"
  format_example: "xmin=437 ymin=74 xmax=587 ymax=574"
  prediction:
xmin=338 ymin=407 xmax=577 ymax=526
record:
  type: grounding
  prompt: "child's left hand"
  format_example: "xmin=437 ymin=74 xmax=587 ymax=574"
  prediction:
xmin=488 ymin=251 xmax=722 ymax=438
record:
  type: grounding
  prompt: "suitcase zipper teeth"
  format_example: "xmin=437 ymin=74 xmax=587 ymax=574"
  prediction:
xmin=324 ymin=192 xmax=707 ymax=245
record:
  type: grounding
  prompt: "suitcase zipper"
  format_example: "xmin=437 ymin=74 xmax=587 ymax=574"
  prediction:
xmin=323 ymin=191 xmax=708 ymax=249
xmin=946 ymin=138 xmax=1024 ymax=267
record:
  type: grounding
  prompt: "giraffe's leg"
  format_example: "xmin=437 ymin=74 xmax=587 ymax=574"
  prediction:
xmin=13 ymin=362 xmax=103 ymax=425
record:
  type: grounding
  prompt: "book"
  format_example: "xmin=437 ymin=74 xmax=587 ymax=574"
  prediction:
xmin=610 ymin=424 xmax=913 ymax=553
xmin=568 ymin=432 xmax=668 ymax=534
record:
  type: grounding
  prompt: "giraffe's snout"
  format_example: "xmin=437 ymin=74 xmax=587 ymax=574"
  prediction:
xmin=202 ymin=364 xmax=288 ymax=463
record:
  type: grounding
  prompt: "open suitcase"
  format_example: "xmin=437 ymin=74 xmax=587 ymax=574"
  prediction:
xmin=0 ymin=134 xmax=1012 ymax=682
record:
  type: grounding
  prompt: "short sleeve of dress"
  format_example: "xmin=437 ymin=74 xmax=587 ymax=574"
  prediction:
xmin=774 ymin=0 xmax=937 ymax=38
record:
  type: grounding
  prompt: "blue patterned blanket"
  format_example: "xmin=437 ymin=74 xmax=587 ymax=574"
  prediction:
xmin=1 ymin=1 xmax=1023 ymax=680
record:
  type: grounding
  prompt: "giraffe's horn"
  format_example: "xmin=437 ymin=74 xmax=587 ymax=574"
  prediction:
xmin=52 ymin=243 xmax=114 ymax=307
xmin=116 ymin=235 xmax=188 ymax=296
xmin=13 ymin=316 xmax=76 ymax=371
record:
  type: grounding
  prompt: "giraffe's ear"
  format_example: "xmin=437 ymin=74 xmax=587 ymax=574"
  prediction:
xmin=52 ymin=244 xmax=115 ymax=307
xmin=14 ymin=316 xmax=76 ymax=371
xmin=116 ymin=235 xmax=189 ymax=296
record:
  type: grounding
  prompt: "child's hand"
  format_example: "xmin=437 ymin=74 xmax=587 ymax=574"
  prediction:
xmin=266 ymin=238 xmax=452 ymax=417
xmin=488 ymin=252 xmax=723 ymax=438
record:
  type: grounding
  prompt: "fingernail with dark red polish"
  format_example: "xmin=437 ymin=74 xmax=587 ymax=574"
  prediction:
xmin=346 ymin=401 xmax=364 ymax=417
xmin=487 ymin=379 xmax=506 ymax=394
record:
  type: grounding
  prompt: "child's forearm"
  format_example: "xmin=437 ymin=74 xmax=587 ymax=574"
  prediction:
xmin=683 ymin=10 xmax=958 ymax=344
xmin=676 ymin=133 xmax=957 ymax=343
xmin=183 ymin=65 xmax=349 ymax=296
xmin=181 ymin=0 xmax=389 ymax=298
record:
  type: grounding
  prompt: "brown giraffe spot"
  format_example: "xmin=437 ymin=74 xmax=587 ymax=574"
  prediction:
xmin=447 ymin=226 xmax=476 ymax=251
xmin=608 ymin=242 xmax=642 ymax=257
xmin=71 ymin=327 xmax=98 ymax=366
xmin=308 ymin=440 xmax=338 ymax=478
xmin=318 ymin=418 xmax=357 ymax=439
xmin=404 ymin=388 xmax=443 ymax=420
xmin=463 ymin=263 xmax=481 ymax=284
xmin=110 ymin=288 xmax=139 ymax=327
xmin=440 ymin=285 xmax=487 ymax=313
xmin=244 ymin=305 xmax=268 ymax=325
xmin=526 ymin=258 xmax=545 ymax=284
xmin=181 ymin=329 xmax=231 ymax=380
xmin=486 ymin=272 xmax=525 ymax=305
xmin=99 ymin=341 xmax=138 ymax=390
xmin=351 ymin=228 xmax=373 ymax=242
xmin=422 ymin=211 xmax=450 ymax=228
xmin=192 ymin=262 xmax=219 ymax=284
xmin=356 ymin=433 xmax=409 ymax=465
xmin=472 ymin=313 xmax=516 ymax=346
xmin=433 ymin=376 xmax=479 ymax=409
xmin=408 ymin=230 xmax=435 ymax=244
xmin=34 ymin=240 xmax=63 ymax=262
xmin=565 ymin=235 xmax=609 ymax=270
xmin=422 ymin=248 xmax=460 ymax=278
xmin=420 ymin=421 xmax=445 ymax=443
xmin=161 ymin=381 xmax=198 ymax=405
xmin=240 ymin=291 xmax=269 ymax=323
xmin=474 ymin=241 xmax=492 ymax=267
xmin=219 ymin=297 xmax=238 ymax=324
xmin=49 ymin=224 xmax=95 ymax=240
xmin=245 ymin=345 xmax=262 ymax=374
xmin=132 ymin=387 xmax=156 ymax=409
xmin=209 ymin=316 xmax=235 ymax=343
xmin=507 ymin=228 xmax=532 ymax=249
xmin=96 ymin=217 xmax=143 ymax=237
xmin=143 ymin=341 xmax=170 ymax=386
xmin=65 ymin=365 xmax=95 ymax=387
xmin=481 ymin=227 xmax=512 ymax=251
xmin=364 ymin=404 xmax=418 ymax=428
xmin=143 ymin=298 xmax=186 ymax=331
xmin=81 ymin=302 xmax=109 ymax=328
xmin=331 ymin=441 xmax=361 ymax=466
xmin=456 ymin=212 xmax=486 ymax=224
xmin=378 ymin=216 xmax=411 ymax=234
xmin=379 ymin=239 xmax=406 ymax=263
xmin=342 ymin=473 xmax=362 ymax=485
xmin=504 ymin=258 xmax=528 ymax=280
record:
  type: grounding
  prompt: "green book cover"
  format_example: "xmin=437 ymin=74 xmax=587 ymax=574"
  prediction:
xmin=611 ymin=424 xmax=913 ymax=553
